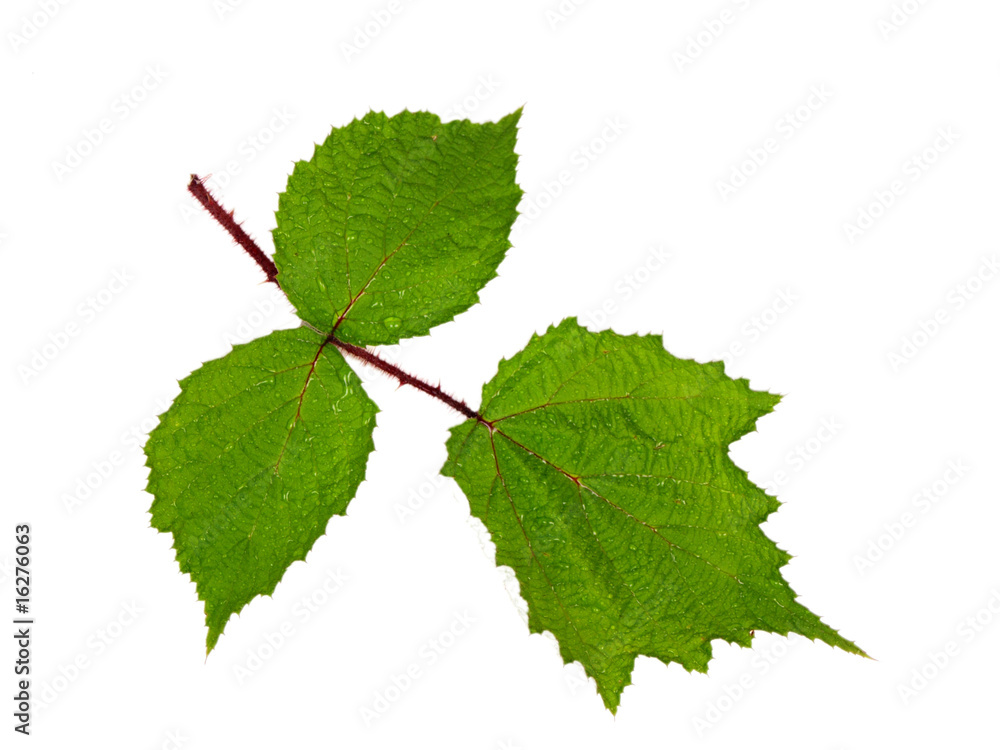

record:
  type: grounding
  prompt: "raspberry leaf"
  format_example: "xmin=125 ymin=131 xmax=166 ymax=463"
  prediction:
xmin=272 ymin=109 xmax=522 ymax=344
xmin=145 ymin=328 xmax=377 ymax=653
xmin=442 ymin=319 xmax=865 ymax=712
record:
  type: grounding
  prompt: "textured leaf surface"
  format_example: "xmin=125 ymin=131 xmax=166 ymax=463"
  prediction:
xmin=145 ymin=328 xmax=377 ymax=652
xmin=272 ymin=109 xmax=522 ymax=345
xmin=442 ymin=319 xmax=864 ymax=712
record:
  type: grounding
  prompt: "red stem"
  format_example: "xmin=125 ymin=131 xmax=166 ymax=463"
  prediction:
xmin=187 ymin=175 xmax=485 ymax=423
xmin=328 ymin=335 xmax=486 ymax=423
xmin=187 ymin=175 xmax=279 ymax=284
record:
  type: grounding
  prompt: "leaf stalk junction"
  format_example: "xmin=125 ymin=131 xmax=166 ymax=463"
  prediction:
xmin=187 ymin=175 xmax=492 ymax=429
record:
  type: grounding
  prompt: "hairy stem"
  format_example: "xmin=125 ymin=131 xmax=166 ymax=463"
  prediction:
xmin=328 ymin=335 xmax=486 ymax=423
xmin=188 ymin=177 xmax=485 ymax=423
xmin=187 ymin=174 xmax=279 ymax=284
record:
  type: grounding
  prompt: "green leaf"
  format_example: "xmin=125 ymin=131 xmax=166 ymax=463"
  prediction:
xmin=272 ymin=109 xmax=523 ymax=345
xmin=442 ymin=318 xmax=865 ymax=712
xmin=145 ymin=328 xmax=377 ymax=653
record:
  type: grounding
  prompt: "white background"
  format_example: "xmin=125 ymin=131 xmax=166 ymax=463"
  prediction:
xmin=3 ymin=0 xmax=999 ymax=747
